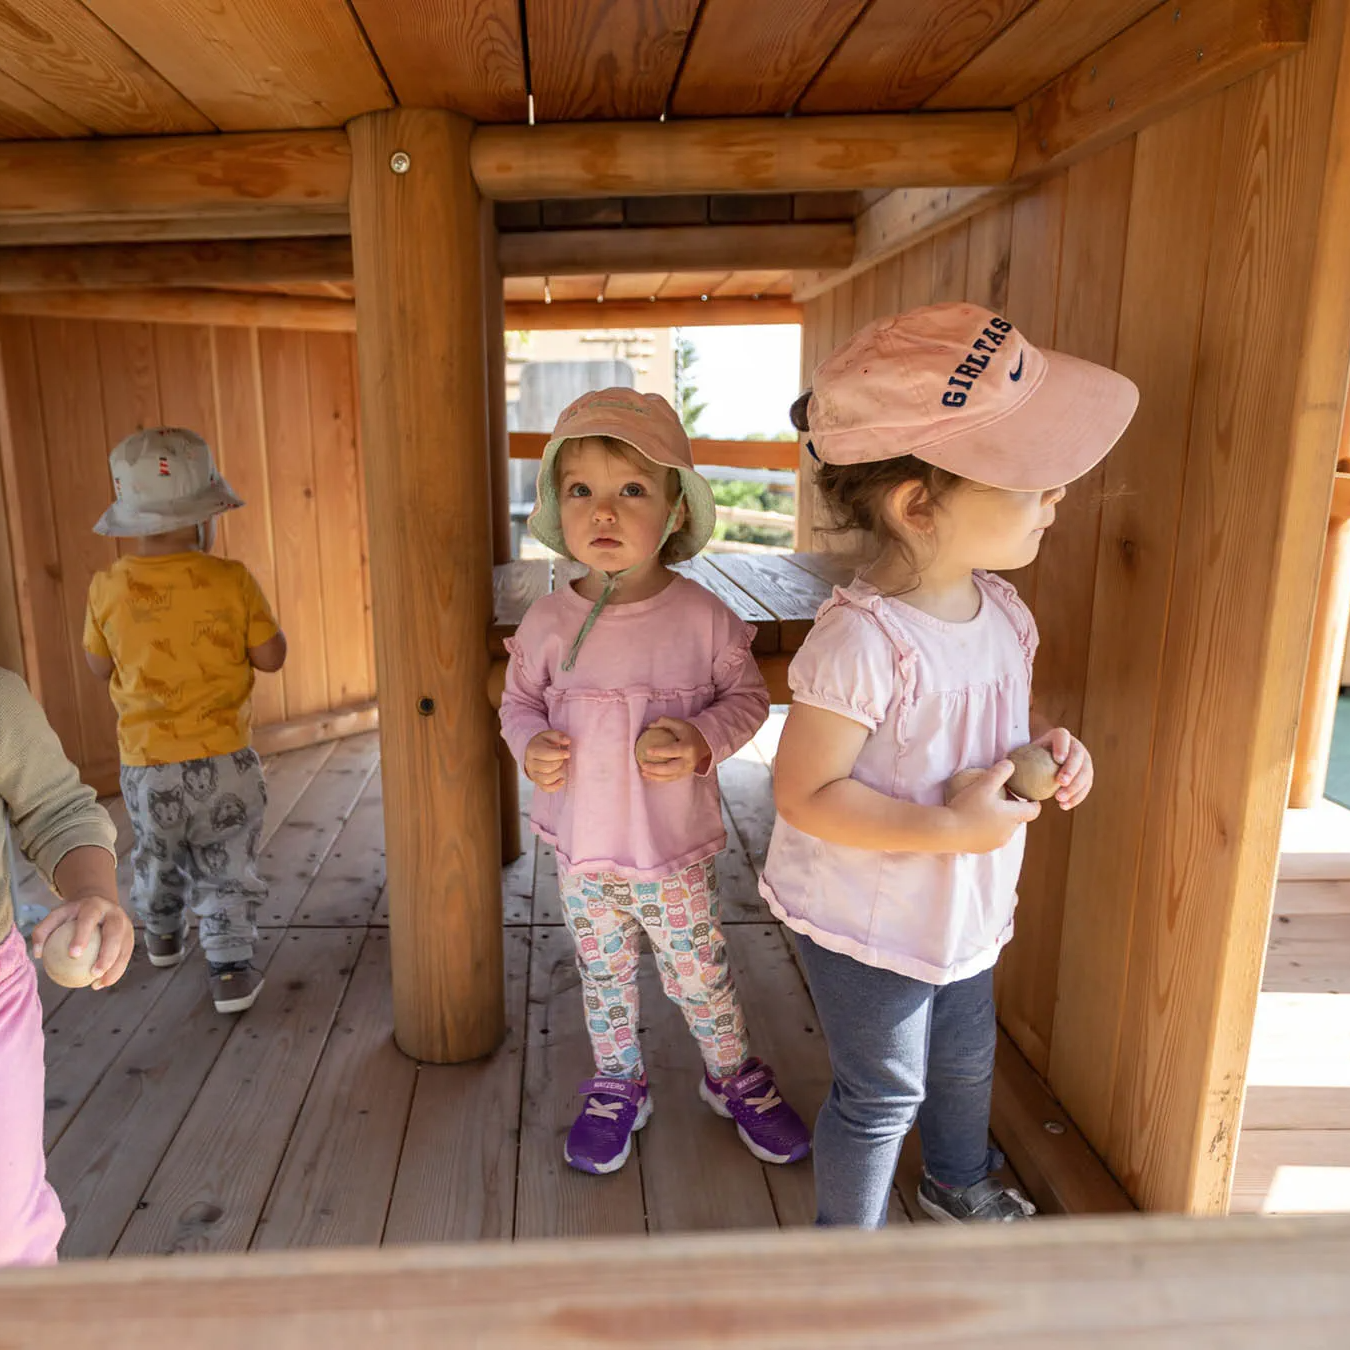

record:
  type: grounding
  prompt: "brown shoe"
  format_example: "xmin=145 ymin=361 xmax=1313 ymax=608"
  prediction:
xmin=207 ymin=962 xmax=264 ymax=1013
xmin=145 ymin=927 xmax=187 ymax=968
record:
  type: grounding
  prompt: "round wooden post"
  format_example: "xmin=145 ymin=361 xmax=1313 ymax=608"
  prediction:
xmin=348 ymin=109 xmax=504 ymax=1063
xmin=1290 ymin=471 xmax=1350 ymax=808
xmin=481 ymin=198 xmax=522 ymax=865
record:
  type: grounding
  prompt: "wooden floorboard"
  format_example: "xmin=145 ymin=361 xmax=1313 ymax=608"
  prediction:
xmin=252 ymin=931 xmax=415 ymax=1250
xmin=260 ymin=741 xmax=339 ymax=849
xmin=382 ymin=929 xmax=531 ymax=1245
xmin=112 ymin=929 xmax=361 ymax=1255
xmin=514 ymin=925 xmax=647 ymax=1238
xmin=258 ymin=735 xmax=380 ymax=927
xmin=636 ymin=951 xmax=780 ymax=1234
xmin=49 ymin=930 xmax=285 ymax=1260
xmin=42 ymin=941 xmax=178 ymax=1150
xmin=288 ymin=768 xmax=386 ymax=927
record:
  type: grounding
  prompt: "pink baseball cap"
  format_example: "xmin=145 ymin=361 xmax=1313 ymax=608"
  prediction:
xmin=802 ymin=303 xmax=1139 ymax=492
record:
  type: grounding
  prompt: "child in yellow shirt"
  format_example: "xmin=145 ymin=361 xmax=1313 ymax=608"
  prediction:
xmin=84 ymin=428 xmax=287 ymax=1014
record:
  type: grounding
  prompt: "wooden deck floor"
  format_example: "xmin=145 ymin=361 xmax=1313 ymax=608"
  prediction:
xmin=31 ymin=721 xmax=1005 ymax=1260
xmin=1230 ymin=818 xmax=1350 ymax=1215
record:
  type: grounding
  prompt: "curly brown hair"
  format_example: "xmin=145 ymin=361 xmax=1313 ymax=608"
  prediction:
xmin=792 ymin=391 xmax=963 ymax=575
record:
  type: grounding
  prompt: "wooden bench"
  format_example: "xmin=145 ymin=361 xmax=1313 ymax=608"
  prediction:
xmin=490 ymin=551 xmax=855 ymax=703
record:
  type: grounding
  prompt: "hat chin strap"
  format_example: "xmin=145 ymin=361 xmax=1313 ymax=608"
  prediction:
xmin=561 ymin=490 xmax=685 ymax=672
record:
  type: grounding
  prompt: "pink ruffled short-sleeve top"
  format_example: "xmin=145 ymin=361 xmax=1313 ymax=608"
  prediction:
xmin=760 ymin=570 xmax=1038 ymax=985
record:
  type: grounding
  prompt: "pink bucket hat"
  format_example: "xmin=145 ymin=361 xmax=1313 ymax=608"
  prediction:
xmin=801 ymin=303 xmax=1138 ymax=492
xmin=528 ymin=387 xmax=716 ymax=563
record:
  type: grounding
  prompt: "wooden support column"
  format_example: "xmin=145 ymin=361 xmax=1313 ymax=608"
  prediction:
xmin=1290 ymin=470 xmax=1350 ymax=807
xmin=482 ymin=199 xmax=521 ymax=865
xmin=348 ymin=109 xmax=503 ymax=1064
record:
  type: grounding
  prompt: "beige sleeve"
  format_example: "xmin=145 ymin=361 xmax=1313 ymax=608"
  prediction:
xmin=0 ymin=670 xmax=116 ymax=884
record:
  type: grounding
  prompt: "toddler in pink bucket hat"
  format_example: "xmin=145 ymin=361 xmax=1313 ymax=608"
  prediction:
xmin=501 ymin=386 xmax=810 ymax=1178
xmin=761 ymin=303 xmax=1137 ymax=1230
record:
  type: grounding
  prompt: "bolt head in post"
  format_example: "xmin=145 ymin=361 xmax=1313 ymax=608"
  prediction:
xmin=1043 ymin=1119 xmax=1067 ymax=1136
xmin=417 ymin=696 xmax=435 ymax=716
xmin=390 ymin=150 xmax=411 ymax=174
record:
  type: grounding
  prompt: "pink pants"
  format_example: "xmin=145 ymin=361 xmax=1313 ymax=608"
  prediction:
xmin=0 ymin=924 xmax=63 ymax=1265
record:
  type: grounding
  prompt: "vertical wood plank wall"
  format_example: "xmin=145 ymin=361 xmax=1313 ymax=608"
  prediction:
xmin=797 ymin=0 xmax=1350 ymax=1213
xmin=0 ymin=317 xmax=375 ymax=785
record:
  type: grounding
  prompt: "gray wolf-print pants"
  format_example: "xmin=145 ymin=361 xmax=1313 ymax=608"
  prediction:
xmin=120 ymin=749 xmax=268 ymax=966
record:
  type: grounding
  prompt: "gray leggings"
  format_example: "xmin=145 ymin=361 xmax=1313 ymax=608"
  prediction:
xmin=120 ymin=749 xmax=268 ymax=966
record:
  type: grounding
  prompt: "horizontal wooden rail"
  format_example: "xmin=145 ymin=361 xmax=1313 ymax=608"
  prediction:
xmin=0 ymin=225 xmax=848 ymax=292
xmin=498 ymin=222 xmax=853 ymax=276
xmin=0 ymin=290 xmax=800 ymax=335
xmin=716 ymin=505 xmax=795 ymax=530
xmin=508 ymin=432 xmax=800 ymax=472
xmin=5 ymin=1217 xmax=1350 ymax=1347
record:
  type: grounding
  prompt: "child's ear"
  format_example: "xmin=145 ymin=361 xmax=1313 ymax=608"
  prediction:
xmin=882 ymin=481 xmax=935 ymax=534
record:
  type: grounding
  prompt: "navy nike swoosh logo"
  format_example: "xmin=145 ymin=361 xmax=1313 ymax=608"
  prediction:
xmin=1009 ymin=353 xmax=1025 ymax=382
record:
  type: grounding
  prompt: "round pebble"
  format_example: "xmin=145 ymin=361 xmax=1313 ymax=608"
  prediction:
xmin=41 ymin=918 xmax=101 ymax=989
xmin=1007 ymin=743 xmax=1061 ymax=801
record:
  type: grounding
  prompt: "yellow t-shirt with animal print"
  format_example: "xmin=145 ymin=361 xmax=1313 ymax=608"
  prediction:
xmin=84 ymin=553 xmax=280 ymax=766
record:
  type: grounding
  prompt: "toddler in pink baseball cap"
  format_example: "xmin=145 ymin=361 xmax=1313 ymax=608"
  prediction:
xmin=500 ymin=387 xmax=810 ymax=1177
xmin=763 ymin=303 xmax=1137 ymax=1228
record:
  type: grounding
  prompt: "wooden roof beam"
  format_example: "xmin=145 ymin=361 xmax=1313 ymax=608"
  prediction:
xmin=0 ymin=115 xmax=1015 ymax=244
xmin=0 ymin=224 xmax=849 ymax=291
xmin=471 ymin=113 xmax=1016 ymax=198
xmin=796 ymin=0 xmax=1311 ymax=303
xmin=0 ymin=288 xmax=798 ymax=333
xmin=1013 ymin=0 xmax=1311 ymax=177
xmin=498 ymin=222 xmax=853 ymax=276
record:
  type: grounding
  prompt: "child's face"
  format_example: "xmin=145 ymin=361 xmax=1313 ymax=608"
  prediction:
xmin=557 ymin=437 xmax=681 ymax=573
xmin=933 ymin=480 xmax=1067 ymax=572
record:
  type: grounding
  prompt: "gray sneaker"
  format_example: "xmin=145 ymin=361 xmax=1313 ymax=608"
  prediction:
xmin=145 ymin=925 xmax=187 ymax=968
xmin=916 ymin=1170 xmax=1035 ymax=1223
xmin=207 ymin=961 xmax=264 ymax=1014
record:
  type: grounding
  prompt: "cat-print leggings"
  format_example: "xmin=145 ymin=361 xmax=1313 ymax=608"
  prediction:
xmin=120 ymin=748 xmax=268 ymax=966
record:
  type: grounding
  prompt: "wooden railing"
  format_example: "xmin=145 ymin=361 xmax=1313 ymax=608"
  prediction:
xmin=507 ymin=430 xmax=799 ymax=472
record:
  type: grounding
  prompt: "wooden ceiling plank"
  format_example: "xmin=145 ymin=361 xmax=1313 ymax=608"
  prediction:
xmin=1014 ymin=0 xmax=1312 ymax=176
xmin=507 ymin=297 xmax=800 ymax=328
xmin=798 ymin=0 xmax=1038 ymax=113
xmin=926 ymin=1 xmax=1163 ymax=109
xmin=711 ymin=269 xmax=791 ymax=297
xmin=79 ymin=0 xmax=393 ymax=130
xmin=669 ymin=0 xmax=869 ymax=116
xmin=0 ymin=69 xmax=92 ymax=139
xmin=544 ymin=274 xmax=607 ymax=302
xmin=526 ymin=0 xmax=701 ymax=120
xmin=498 ymin=223 xmax=854 ymax=276
xmin=471 ymin=112 xmax=1019 ymax=197
xmin=0 ymin=211 xmax=350 ymax=248
xmin=0 ymin=238 xmax=354 ymax=292
xmin=0 ymin=0 xmax=212 ymax=135
xmin=347 ymin=0 xmax=527 ymax=121
xmin=502 ymin=276 xmax=547 ymax=302
xmin=657 ymin=270 xmax=734 ymax=298
xmin=601 ymin=271 xmax=671 ymax=300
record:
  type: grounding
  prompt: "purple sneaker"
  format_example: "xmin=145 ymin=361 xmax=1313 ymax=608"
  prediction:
xmin=699 ymin=1059 xmax=811 ymax=1164
xmin=564 ymin=1077 xmax=652 ymax=1175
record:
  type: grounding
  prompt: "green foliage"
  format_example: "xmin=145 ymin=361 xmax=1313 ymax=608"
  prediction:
xmin=675 ymin=334 xmax=707 ymax=434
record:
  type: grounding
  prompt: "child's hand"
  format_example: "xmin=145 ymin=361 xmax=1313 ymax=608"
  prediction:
xmin=637 ymin=717 xmax=711 ymax=783
xmin=945 ymin=761 xmax=1040 ymax=853
xmin=31 ymin=896 xmax=134 ymax=991
xmin=1030 ymin=727 xmax=1093 ymax=810
xmin=525 ymin=729 xmax=570 ymax=792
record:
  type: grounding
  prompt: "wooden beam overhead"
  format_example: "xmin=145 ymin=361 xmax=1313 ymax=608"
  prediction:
xmin=1013 ymin=0 xmax=1312 ymax=177
xmin=0 ymin=131 xmax=352 ymax=230
xmin=471 ymin=113 xmax=1019 ymax=199
xmin=0 ymin=238 xmax=355 ymax=292
xmin=0 ymin=287 xmax=356 ymax=331
xmin=503 ymin=297 xmax=801 ymax=330
xmin=794 ymin=186 xmax=1008 ymax=302
xmin=508 ymin=432 xmax=801 ymax=471
xmin=497 ymin=222 xmax=853 ymax=276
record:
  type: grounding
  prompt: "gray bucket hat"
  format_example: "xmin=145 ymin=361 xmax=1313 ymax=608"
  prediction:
xmin=94 ymin=427 xmax=244 ymax=538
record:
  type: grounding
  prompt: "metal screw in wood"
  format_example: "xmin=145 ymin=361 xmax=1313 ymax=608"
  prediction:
xmin=390 ymin=151 xmax=411 ymax=174
xmin=417 ymin=696 xmax=435 ymax=715
xmin=1043 ymin=1119 xmax=1067 ymax=1136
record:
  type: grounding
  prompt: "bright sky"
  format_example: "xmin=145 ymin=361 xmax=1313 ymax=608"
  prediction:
xmin=679 ymin=324 xmax=801 ymax=440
